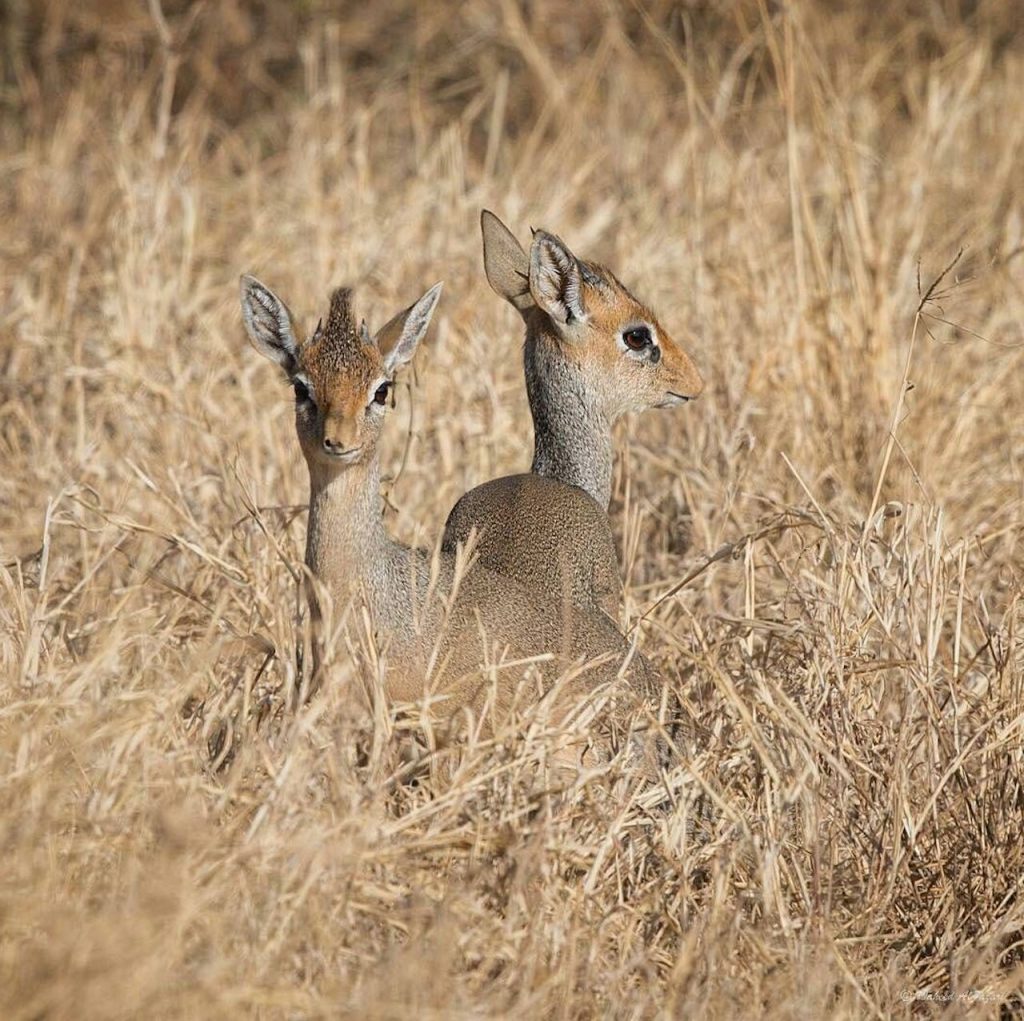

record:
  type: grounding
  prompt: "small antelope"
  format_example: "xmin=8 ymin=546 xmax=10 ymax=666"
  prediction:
xmin=240 ymin=274 xmax=660 ymax=759
xmin=442 ymin=211 xmax=705 ymax=618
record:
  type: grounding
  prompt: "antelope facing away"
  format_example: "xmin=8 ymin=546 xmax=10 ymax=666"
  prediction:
xmin=240 ymin=274 xmax=662 ymax=763
xmin=442 ymin=211 xmax=705 ymax=619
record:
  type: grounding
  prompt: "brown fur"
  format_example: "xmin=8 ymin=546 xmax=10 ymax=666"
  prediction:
xmin=442 ymin=213 xmax=704 ymax=623
xmin=443 ymin=474 xmax=622 ymax=619
xmin=240 ymin=274 xmax=667 ymax=770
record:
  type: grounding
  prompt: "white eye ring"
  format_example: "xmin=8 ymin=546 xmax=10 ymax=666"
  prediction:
xmin=619 ymin=324 xmax=658 ymax=356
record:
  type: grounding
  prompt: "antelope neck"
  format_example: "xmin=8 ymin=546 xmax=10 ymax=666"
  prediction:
xmin=523 ymin=323 xmax=615 ymax=510
xmin=305 ymin=455 xmax=393 ymax=599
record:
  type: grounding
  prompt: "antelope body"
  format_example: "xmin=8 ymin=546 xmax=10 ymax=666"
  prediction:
xmin=442 ymin=211 xmax=705 ymax=619
xmin=240 ymin=275 xmax=660 ymax=757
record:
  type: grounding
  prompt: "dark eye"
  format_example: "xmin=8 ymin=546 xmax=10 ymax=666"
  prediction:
xmin=623 ymin=326 xmax=652 ymax=351
xmin=373 ymin=381 xmax=391 ymax=406
xmin=293 ymin=379 xmax=311 ymax=403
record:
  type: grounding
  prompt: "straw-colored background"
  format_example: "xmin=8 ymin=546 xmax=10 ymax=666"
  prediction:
xmin=2 ymin=1 xmax=1022 ymax=1016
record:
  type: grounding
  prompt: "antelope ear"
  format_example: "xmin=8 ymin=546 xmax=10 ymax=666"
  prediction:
xmin=529 ymin=230 xmax=585 ymax=326
xmin=375 ymin=282 xmax=443 ymax=374
xmin=481 ymin=210 xmax=532 ymax=314
xmin=240 ymin=275 xmax=298 ymax=373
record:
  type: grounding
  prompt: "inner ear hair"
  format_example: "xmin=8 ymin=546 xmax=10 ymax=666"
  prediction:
xmin=240 ymin=274 xmax=299 ymax=372
xmin=530 ymin=232 xmax=585 ymax=325
xmin=378 ymin=282 xmax=443 ymax=372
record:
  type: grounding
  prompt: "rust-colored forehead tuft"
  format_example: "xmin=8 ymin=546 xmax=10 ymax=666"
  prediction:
xmin=301 ymin=286 xmax=378 ymax=380
xmin=324 ymin=287 xmax=359 ymax=350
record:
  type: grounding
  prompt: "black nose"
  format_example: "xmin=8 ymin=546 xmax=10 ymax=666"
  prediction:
xmin=323 ymin=437 xmax=348 ymax=454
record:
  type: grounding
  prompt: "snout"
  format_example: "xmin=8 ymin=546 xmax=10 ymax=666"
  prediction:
xmin=322 ymin=412 xmax=361 ymax=462
xmin=659 ymin=334 xmax=705 ymax=404
xmin=675 ymin=360 xmax=705 ymax=401
xmin=660 ymin=367 xmax=704 ymax=406
xmin=322 ymin=436 xmax=362 ymax=462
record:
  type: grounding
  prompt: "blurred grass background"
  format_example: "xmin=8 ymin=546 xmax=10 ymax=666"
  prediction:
xmin=1 ymin=1 xmax=1023 ymax=1017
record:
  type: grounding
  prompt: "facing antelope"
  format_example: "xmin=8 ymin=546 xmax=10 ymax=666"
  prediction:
xmin=240 ymin=273 xmax=663 ymax=765
xmin=442 ymin=211 xmax=705 ymax=620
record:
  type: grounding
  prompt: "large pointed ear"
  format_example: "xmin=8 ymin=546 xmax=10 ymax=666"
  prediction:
xmin=529 ymin=230 xmax=585 ymax=325
xmin=481 ymin=210 xmax=532 ymax=314
xmin=375 ymin=282 xmax=443 ymax=374
xmin=240 ymin=274 xmax=298 ymax=373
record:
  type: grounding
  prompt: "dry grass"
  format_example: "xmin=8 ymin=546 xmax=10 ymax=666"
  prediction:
xmin=2 ymin=1 xmax=1023 ymax=1017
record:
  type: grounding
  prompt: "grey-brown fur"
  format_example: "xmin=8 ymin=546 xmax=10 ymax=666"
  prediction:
xmin=440 ymin=215 xmax=620 ymax=621
xmin=240 ymin=273 xmax=665 ymax=771
xmin=442 ymin=211 xmax=704 ymax=626
xmin=523 ymin=308 xmax=616 ymax=506
xmin=441 ymin=310 xmax=620 ymax=619
xmin=306 ymin=454 xmax=660 ymax=721
xmin=443 ymin=473 xmax=621 ymax=619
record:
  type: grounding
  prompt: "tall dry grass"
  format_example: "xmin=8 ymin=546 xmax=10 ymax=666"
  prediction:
xmin=1 ymin=1 xmax=1023 ymax=1017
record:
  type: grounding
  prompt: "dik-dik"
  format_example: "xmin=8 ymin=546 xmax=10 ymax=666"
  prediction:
xmin=443 ymin=212 xmax=704 ymax=619
xmin=240 ymin=274 xmax=662 ymax=764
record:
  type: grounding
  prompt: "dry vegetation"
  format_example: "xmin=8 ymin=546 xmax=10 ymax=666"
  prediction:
xmin=2 ymin=0 xmax=1023 ymax=1016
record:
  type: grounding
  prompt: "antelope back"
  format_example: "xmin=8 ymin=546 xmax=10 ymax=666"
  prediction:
xmin=442 ymin=474 xmax=622 ymax=620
